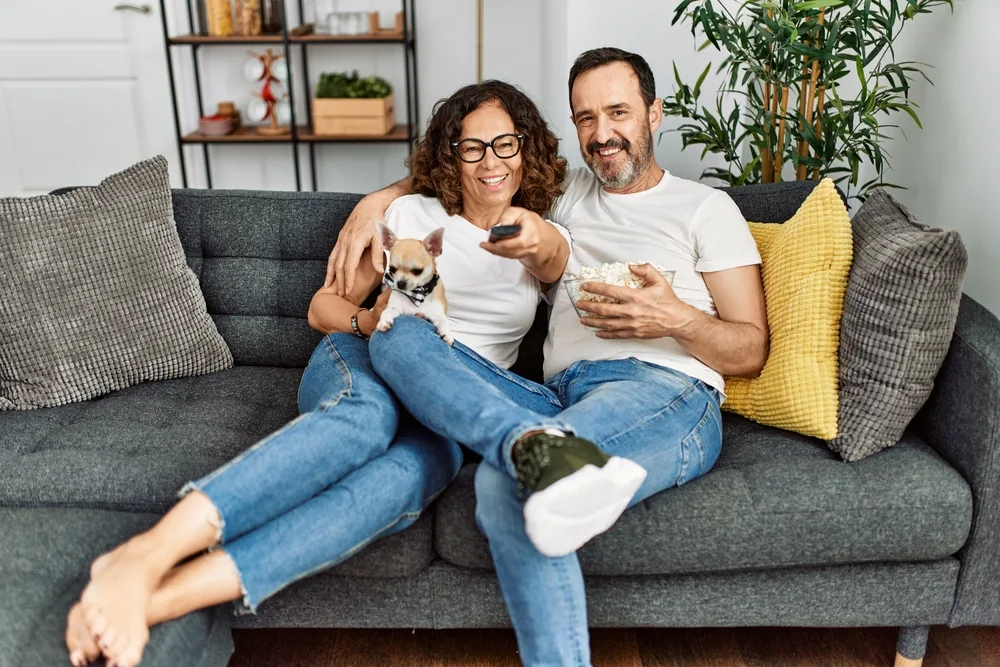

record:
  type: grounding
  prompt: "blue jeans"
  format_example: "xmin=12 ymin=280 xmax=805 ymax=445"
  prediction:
xmin=370 ymin=317 xmax=722 ymax=667
xmin=183 ymin=333 xmax=463 ymax=612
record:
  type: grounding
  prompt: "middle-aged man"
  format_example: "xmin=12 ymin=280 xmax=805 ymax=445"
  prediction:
xmin=326 ymin=47 xmax=768 ymax=667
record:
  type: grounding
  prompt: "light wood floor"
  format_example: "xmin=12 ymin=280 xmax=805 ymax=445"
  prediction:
xmin=229 ymin=625 xmax=1000 ymax=666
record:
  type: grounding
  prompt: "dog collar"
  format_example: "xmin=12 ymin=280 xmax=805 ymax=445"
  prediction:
xmin=386 ymin=272 xmax=440 ymax=306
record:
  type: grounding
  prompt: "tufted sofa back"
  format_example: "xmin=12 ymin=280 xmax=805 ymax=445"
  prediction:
xmin=170 ymin=181 xmax=827 ymax=374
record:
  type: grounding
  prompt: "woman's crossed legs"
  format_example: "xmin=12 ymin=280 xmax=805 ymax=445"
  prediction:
xmin=65 ymin=335 xmax=462 ymax=667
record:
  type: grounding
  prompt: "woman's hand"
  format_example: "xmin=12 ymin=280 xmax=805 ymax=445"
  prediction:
xmin=355 ymin=289 xmax=391 ymax=337
xmin=481 ymin=207 xmax=569 ymax=285
xmin=479 ymin=207 xmax=542 ymax=260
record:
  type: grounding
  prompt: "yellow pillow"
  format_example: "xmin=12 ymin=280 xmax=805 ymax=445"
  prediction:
xmin=722 ymin=178 xmax=853 ymax=440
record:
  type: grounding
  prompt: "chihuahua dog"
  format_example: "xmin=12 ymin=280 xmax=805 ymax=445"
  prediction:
xmin=375 ymin=221 xmax=452 ymax=345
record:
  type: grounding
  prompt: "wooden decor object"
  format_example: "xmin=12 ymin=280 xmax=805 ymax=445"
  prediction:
xmin=367 ymin=11 xmax=404 ymax=38
xmin=249 ymin=48 xmax=290 ymax=136
xmin=313 ymin=95 xmax=394 ymax=136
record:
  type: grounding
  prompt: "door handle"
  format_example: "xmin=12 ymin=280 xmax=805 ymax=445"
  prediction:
xmin=114 ymin=4 xmax=152 ymax=13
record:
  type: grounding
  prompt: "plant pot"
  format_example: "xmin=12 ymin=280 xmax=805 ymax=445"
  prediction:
xmin=312 ymin=94 xmax=394 ymax=136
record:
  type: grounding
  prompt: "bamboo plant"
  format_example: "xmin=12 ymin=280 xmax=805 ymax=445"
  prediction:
xmin=662 ymin=0 xmax=954 ymax=201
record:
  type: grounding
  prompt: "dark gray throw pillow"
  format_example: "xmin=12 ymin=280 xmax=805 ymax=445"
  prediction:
xmin=830 ymin=188 xmax=967 ymax=461
xmin=0 ymin=156 xmax=232 ymax=410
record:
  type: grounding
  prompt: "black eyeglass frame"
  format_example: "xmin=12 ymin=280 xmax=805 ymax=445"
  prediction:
xmin=450 ymin=133 xmax=526 ymax=163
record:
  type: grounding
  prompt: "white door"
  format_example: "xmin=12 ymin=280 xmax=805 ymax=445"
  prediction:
xmin=0 ymin=1 xmax=180 ymax=197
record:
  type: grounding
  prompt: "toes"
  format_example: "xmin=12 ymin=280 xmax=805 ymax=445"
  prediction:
xmin=66 ymin=603 xmax=93 ymax=667
xmin=65 ymin=609 xmax=79 ymax=653
xmin=118 ymin=641 xmax=146 ymax=667
xmin=81 ymin=604 xmax=107 ymax=639
xmin=105 ymin=633 xmax=129 ymax=665
xmin=78 ymin=622 xmax=102 ymax=664
xmin=96 ymin=626 xmax=117 ymax=655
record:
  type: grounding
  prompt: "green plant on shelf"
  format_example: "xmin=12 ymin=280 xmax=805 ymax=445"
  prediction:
xmin=316 ymin=71 xmax=393 ymax=99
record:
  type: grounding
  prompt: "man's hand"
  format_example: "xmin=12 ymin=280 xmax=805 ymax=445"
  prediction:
xmin=325 ymin=176 xmax=414 ymax=294
xmin=355 ymin=289 xmax=391 ymax=337
xmin=325 ymin=205 xmax=384 ymax=296
xmin=479 ymin=207 xmax=543 ymax=260
xmin=577 ymin=264 xmax=697 ymax=339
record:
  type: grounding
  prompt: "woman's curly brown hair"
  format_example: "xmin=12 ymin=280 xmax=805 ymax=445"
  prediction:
xmin=406 ymin=80 xmax=567 ymax=216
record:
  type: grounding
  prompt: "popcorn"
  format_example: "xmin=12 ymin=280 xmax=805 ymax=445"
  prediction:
xmin=563 ymin=262 xmax=675 ymax=316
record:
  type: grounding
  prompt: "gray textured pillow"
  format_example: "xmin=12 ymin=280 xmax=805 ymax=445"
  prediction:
xmin=829 ymin=188 xmax=967 ymax=461
xmin=0 ymin=156 xmax=232 ymax=410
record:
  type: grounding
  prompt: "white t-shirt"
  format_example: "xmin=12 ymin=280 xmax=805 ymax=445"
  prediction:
xmin=384 ymin=194 xmax=565 ymax=369
xmin=543 ymin=168 xmax=762 ymax=396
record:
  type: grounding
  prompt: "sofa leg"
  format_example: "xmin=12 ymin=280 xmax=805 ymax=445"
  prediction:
xmin=894 ymin=625 xmax=929 ymax=667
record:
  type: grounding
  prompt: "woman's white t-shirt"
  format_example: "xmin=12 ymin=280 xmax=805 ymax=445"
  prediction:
xmin=383 ymin=194 xmax=562 ymax=370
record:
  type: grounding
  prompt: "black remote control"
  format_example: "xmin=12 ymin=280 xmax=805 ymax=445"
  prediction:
xmin=488 ymin=223 xmax=522 ymax=242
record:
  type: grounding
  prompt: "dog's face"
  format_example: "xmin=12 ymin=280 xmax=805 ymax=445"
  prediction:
xmin=378 ymin=222 xmax=444 ymax=293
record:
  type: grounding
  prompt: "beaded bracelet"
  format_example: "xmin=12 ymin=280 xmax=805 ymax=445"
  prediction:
xmin=350 ymin=308 xmax=369 ymax=340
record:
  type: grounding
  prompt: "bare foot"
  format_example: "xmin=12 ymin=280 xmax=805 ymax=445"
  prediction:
xmin=80 ymin=540 xmax=162 ymax=667
xmin=65 ymin=603 xmax=101 ymax=667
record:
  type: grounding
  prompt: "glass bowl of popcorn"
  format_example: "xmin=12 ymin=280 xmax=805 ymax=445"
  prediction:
xmin=563 ymin=262 xmax=675 ymax=318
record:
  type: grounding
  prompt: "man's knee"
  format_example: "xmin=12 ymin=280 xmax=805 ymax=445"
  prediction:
xmin=473 ymin=463 xmax=522 ymax=536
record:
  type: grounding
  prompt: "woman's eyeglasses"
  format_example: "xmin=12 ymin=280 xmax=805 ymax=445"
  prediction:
xmin=450 ymin=133 xmax=525 ymax=163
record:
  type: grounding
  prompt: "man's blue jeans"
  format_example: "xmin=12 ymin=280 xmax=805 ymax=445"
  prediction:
xmin=182 ymin=333 xmax=463 ymax=612
xmin=369 ymin=317 xmax=722 ymax=667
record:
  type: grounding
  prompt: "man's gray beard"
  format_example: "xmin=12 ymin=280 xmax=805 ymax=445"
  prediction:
xmin=586 ymin=127 xmax=654 ymax=190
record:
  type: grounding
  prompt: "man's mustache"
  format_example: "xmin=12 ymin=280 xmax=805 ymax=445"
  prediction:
xmin=587 ymin=138 xmax=630 ymax=156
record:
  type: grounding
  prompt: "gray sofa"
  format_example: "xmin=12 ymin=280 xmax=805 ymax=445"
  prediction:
xmin=2 ymin=180 xmax=998 ymax=667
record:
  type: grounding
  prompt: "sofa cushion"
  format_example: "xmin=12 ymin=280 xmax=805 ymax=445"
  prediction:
xmin=171 ymin=189 xmax=365 ymax=368
xmin=722 ymin=178 xmax=853 ymax=440
xmin=0 ymin=366 xmax=438 ymax=579
xmin=0 ymin=156 xmax=232 ymax=410
xmin=434 ymin=413 xmax=973 ymax=575
xmin=832 ymin=188 xmax=968 ymax=462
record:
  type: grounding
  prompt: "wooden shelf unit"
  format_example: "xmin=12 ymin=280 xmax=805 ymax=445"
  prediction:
xmin=168 ymin=32 xmax=409 ymax=45
xmin=182 ymin=124 xmax=413 ymax=144
xmin=158 ymin=1 xmax=419 ymax=190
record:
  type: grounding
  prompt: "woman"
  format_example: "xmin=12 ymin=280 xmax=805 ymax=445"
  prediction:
xmin=64 ymin=80 xmax=569 ymax=667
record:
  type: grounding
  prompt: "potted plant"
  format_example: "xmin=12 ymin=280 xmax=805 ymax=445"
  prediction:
xmin=313 ymin=70 xmax=394 ymax=136
xmin=662 ymin=0 xmax=954 ymax=202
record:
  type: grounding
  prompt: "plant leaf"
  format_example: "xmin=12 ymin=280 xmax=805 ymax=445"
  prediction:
xmin=793 ymin=0 xmax=846 ymax=10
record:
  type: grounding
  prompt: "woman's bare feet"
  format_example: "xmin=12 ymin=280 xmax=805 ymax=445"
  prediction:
xmin=79 ymin=540 xmax=164 ymax=667
xmin=65 ymin=603 xmax=101 ymax=667
xmin=72 ymin=492 xmax=225 ymax=666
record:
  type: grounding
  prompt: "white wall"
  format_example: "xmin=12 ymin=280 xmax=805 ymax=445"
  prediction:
xmin=164 ymin=0 xmax=996 ymax=313
xmin=887 ymin=1 xmax=999 ymax=315
xmin=166 ymin=0 xmax=547 ymax=192
xmin=165 ymin=0 xmax=729 ymax=190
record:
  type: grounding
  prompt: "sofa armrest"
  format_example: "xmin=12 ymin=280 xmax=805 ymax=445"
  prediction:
xmin=913 ymin=294 xmax=1000 ymax=626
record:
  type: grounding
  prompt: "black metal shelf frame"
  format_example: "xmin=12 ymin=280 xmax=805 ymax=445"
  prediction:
xmin=157 ymin=0 xmax=419 ymax=191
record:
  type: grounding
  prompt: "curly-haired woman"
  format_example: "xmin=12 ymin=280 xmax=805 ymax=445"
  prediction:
xmin=64 ymin=80 xmax=571 ymax=667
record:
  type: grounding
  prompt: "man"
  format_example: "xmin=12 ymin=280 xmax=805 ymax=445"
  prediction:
xmin=328 ymin=48 xmax=768 ymax=667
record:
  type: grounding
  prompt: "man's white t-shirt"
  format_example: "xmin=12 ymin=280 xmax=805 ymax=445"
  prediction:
xmin=543 ymin=168 xmax=762 ymax=396
xmin=384 ymin=194 xmax=567 ymax=370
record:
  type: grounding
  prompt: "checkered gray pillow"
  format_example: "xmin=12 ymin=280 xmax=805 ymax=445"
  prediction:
xmin=0 ymin=156 xmax=232 ymax=410
xmin=829 ymin=189 xmax=967 ymax=461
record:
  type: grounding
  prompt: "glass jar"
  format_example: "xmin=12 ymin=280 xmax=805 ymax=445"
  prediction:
xmin=313 ymin=0 xmax=335 ymax=33
xmin=235 ymin=0 xmax=262 ymax=36
xmin=202 ymin=0 xmax=233 ymax=36
xmin=261 ymin=0 xmax=283 ymax=34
